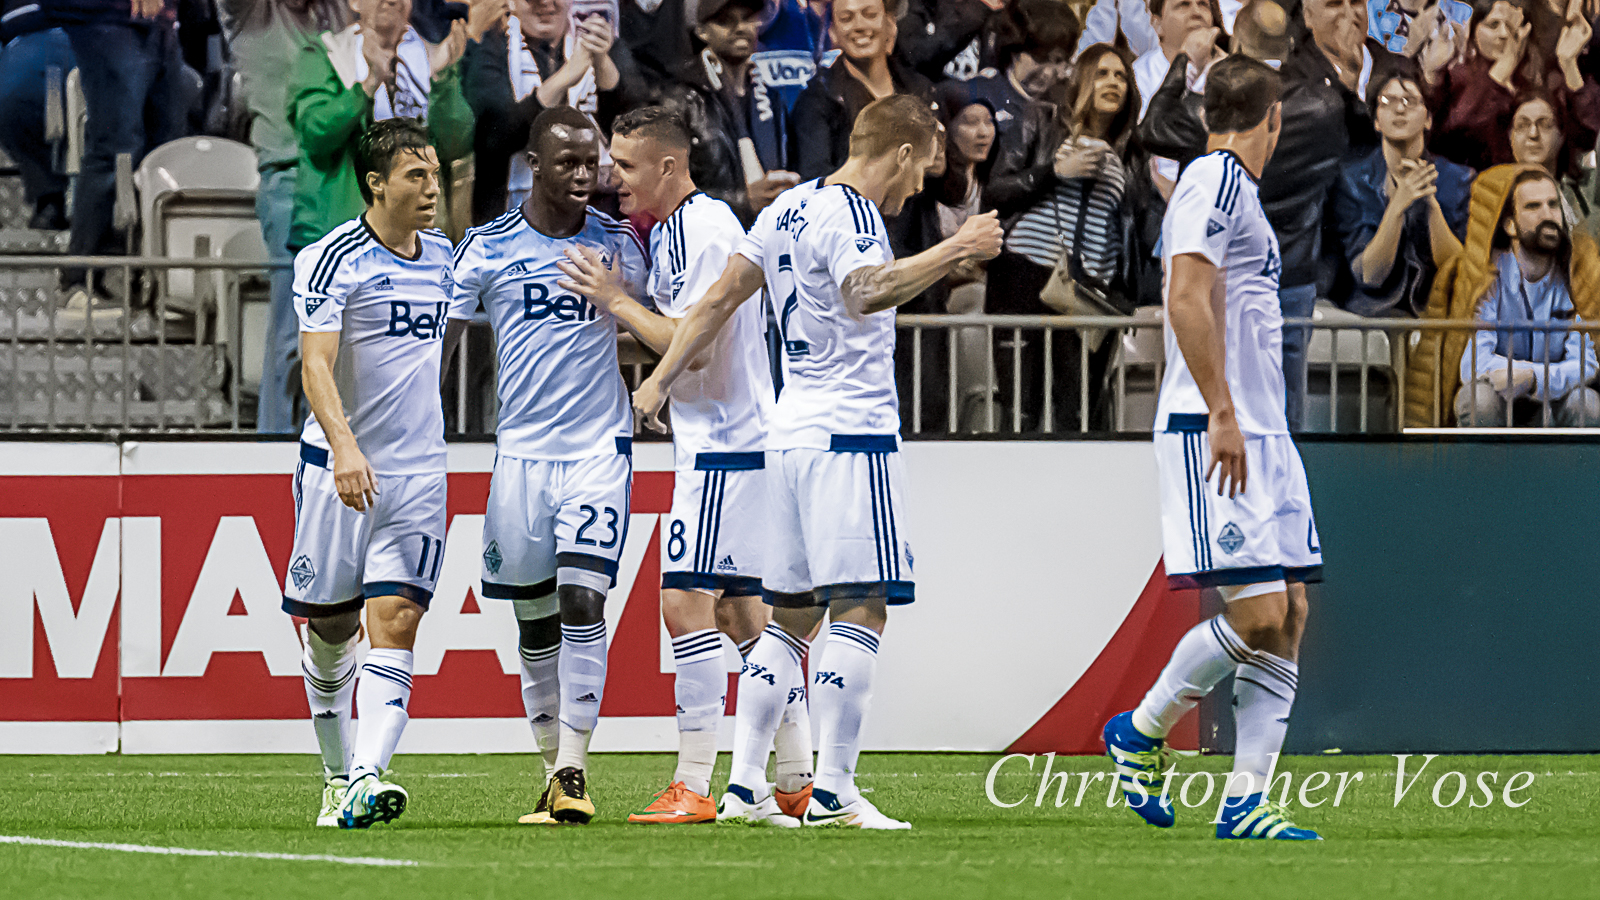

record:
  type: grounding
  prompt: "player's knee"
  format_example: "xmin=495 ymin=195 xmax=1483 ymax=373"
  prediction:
xmin=662 ymin=588 xmax=717 ymax=636
xmin=828 ymin=596 xmax=888 ymax=633
xmin=558 ymin=584 xmax=606 ymax=626
xmin=306 ymin=610 xmax=361 ymax=645
xmin=1220 ymin=583 xmax=1288 ymax=650
xmin=516 ymin=613 xmax=560 ymax=652
xmin=365 ymin=595 xmax=425 ymax=648
xmin=771 ymin=604 xmax=825 ymax=641
xmin=715 ymin=594 xmax=768 ymax=646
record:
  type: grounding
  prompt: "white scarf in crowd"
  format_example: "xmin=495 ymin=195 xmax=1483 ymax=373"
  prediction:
xmin=507 ymin=15 xmax=610 ymax=208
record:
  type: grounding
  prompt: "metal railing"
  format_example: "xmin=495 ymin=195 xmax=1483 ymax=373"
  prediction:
xmin=5 ymin=253 xmax=1597 ymax=436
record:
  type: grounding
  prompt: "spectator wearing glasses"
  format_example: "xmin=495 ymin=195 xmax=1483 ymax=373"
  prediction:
xmin=286 ymin=0 xmax=472 ymax=250
xmin=1333 ymin=69 xmax=1471 ymax=318
xmin=1505 ymin=89 xmax=1597 ymax=224
xmin=964 ymin=0 xmax=1081 ymax=148
xmin=1453 ymin=168 xmax=1600 ymax=425
xmin=788 ymin=0 xmax=934 ymax=179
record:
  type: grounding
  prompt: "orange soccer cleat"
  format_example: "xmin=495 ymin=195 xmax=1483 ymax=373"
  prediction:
xmin=627 ymin=782 xmax=717 ymax=824
xmin=773 ymin=783 xmax=814 ymax=820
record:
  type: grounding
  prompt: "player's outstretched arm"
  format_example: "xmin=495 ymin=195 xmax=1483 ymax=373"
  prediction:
xmin=301 ymin=330 xmax=379 ymax=512
xmin=556 ymin=246 xmax=677 ymax=355
xmin=633 ymin=253 xmax=766 ymax=429
xmin=1167 ymin=252 xmax=1246 ymax=498
xmin=843 ymin=211 xmax=1002 ymax=316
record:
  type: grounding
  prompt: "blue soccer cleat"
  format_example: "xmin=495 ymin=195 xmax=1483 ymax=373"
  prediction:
xmin=1103 ymin=711 xmax=1175 ymax=828
xmin=1216 ymin=793 xmax=1322 ymax=840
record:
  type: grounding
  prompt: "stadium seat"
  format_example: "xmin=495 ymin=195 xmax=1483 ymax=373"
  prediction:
xmin=1109 ymin=305 xmax=1164 ymax=432
xmin=1302 ymin=301 xmax=1396 ymax=433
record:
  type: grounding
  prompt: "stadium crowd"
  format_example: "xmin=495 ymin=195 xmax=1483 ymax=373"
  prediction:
xmin=4 ymin=0 xmax=1600 ymax=429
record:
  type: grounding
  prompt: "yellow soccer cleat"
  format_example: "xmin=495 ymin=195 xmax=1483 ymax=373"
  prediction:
xmin=517 ymin=779 xmax=557 ymax=825
xmin=549 ymin=766 xmax=596 ymax=825
xmin=627 ymin=782 xmax=717 ymax=824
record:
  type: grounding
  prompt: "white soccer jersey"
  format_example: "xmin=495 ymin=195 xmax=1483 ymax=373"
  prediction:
xmin=1155 ymin=150 xmax=1288 ymax=437
xmin=452 ymin=207 xmax=649 ymax=460
xmin=649 ymin=192 xmax=772 ymax=457
xmin=736 ymin=180 xmax=899 ymax=450
xmin=293 ymin=217 xmax=468 ymax=475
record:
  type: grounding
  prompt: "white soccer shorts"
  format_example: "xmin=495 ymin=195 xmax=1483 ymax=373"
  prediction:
xmin=1155 ymin=414 xmax=1323 ymax=590
xmin=762 ymin=436 xmax=915 ymax=606
xmin=660 ymin=451 xmax=767 ymax=596
xmin=281 ymin=442 xmax=448 ymax=617
xmin=480 ymin=448 xmax=633 ymax=600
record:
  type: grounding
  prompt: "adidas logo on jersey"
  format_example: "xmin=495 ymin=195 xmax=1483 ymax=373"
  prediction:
xmin=506 ymin=261 xmax=529 ymax=276
xmin=716 ymin=555 xmax=736 ymax=573
xmin=385 ymin=697 xmax=406 ymax=708
xmin=373 ymin=276 xmax=395 ymax=291
xmin=290 ymin=555 xmax=316 ymax=590
xmin=576 ymin=692 xmax=598 ymax=703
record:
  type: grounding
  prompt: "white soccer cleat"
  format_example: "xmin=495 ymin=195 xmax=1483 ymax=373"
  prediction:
xmin=316 ymin=775 xmax=349 ymax=827
xmin=801 ymin=792 xmax=911 ymax=830
xmin=337 ymin=773 xmax=409 ymax=829
xmin=716 ymin=789 xmax=801 ymax=827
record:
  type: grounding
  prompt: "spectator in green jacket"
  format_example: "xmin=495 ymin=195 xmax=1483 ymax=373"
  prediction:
xmin=286 ymin=0 xmax=474 ymax=250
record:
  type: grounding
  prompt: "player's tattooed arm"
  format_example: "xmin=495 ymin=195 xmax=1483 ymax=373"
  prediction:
xmin=300 ymin=330 xmax=380 ymax=512
xmin=842 ymin=212 xmax=1003 ymax=316
xmin=633 ymin=253 xmax=766 ymax=430
xmin=557 ymin=246 xmax=677 ymax=356
xmin=1167 ymin=253 xmax=1246 ymax=498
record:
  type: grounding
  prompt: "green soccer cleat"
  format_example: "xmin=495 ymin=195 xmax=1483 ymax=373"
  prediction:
xmin=315 ymin=775 xmax=349 ymax=827
xmin=337 ymin=773 xmax=409 ymax=829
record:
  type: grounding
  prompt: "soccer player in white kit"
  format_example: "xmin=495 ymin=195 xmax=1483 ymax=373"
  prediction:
xmin=557 ymin=107 xmax=815 ymax=825
xmin=281 ymin=119 xmax=474 ymax=829
xmin=451 ymin=106 xmax=648 ymax=826
xmin=1102 ymin=57 xmax=1323 ymax=841
xmin=634 ymin=95 xmax=1003 ymax=830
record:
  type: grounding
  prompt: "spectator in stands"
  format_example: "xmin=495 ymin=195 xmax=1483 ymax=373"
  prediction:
xmin=619 ymin=0 xmax=693 ymax=86
xmin=220 ymin=0 xmax=348 ymax=432
xmin=1267 ymin=0 xmax=1405 ymax=429
xmin=462 ymin=0 xmax=626 ymax=222
xmin=285 ymin=0 xmax=472 ymax=251
xmin=753 ymin=0 xmax=823 ymax=111
xmin=1132 ymin=0 xmax=1226 ymax=120
xmin=1429 ymin=0 xmax=1597 ymax=171
xmin=895 ymin=0 xmax=1006 ymax=82
xmin=984 ymin=43 xmax=1145 ymax=431
xmin=965 ymin=0 xmax=1080 ymax=148
xmin=46 ymin=0 xmax=189 ymax=317
xmin=1507 ymin=89 xmax=1598 ymax=222
xmin=652 ymin=0 xmax=801 ymax=223
xmin=0 ymin=0 xmax=73 ymax=229
xmin=789 ymin=0 xmax=934 ymax=179
xmin=1455 ymin=168 xmax=1600 ymax=424
xmin=1077 ymin=0 xmax=1241 ymax=57
xmin=1333 ymin=69 xmax=1471 ymax=317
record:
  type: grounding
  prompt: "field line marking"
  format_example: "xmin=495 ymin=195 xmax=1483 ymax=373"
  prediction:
xmin=0 ymin=835 xmax=418 ymax=867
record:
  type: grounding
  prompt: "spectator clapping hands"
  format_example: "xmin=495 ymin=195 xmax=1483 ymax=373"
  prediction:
xmin=1556 ymin=0 xmax=1592 ymax=92
xmin=467 ymin=0 xmax=512 ymax=41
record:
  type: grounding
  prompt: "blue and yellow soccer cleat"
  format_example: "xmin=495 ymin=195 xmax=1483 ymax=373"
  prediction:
xmin=1216 ymin=794 xmax=1322 ymax=840
xmin=337 ymin=773 xmax=408 ymax=829
xmin=1103 ymin=711 xmax=1175 ymax=828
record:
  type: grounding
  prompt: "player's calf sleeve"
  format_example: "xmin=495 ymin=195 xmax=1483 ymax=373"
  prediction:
xmin=302 ymin=627 xmax=358 ymax=779
xmin=1227 ymin=652 xmax=1298 ymax=798
xmin=1133 ymin=615 xmax=1247 ymax=739
xmin=351 ymin=648 xmax=413 ymax=780
xmin=729 ymin=623 xmax=808 ymax=797
xmin=554 ymin=621 xmax=607 ymax=772
xmin=812 ymin=622 xmax=880 ymax=803
xmin=519 ymin=641 xmax=561 ymax=774
xmin=773 ymin=665 xmax=814 ymax=794
xmin=672 ymin=629 xmax=727 ymax=796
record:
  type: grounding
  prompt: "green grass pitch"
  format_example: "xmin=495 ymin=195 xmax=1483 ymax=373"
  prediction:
xmin=2 ymin=752 xmax=1595 ymax=899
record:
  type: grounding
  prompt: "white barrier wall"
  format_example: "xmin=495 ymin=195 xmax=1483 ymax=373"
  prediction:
xmin=0 ymin=440 xmax=1198 ymax=755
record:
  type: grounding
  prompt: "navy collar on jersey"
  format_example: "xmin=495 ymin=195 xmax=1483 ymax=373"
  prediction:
xmin=360 ymin=213 xmax=423 ymax=262
xmin=664 ymin=189 xmax=703 ymax=224
xmin=519 ymin=200 xmax=588 ymax=240
xmin=1210 ymin=149 xmax=1260 ymax=185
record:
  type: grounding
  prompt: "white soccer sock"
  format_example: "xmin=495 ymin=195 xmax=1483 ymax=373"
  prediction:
xmin=1133 ymin=615 xmax=1247 ymax=739
xmin=1228 ymin=652 xmax=1299 ymax=798
xmin=553 ymin=621 xmax=606 ymax=773
xmin=813 ymin=621 xmax=880 ymax=803
xmin=302 ymin=627 xmax=358 ymax=780
xmin=519 ymin=642 xmax=561 ymax=775
xmin=672 ymin=629 xmax=727 ymax=796
xmin=773 ymin=661 xmax=814 ymax=794
xmin=729 ymin=623 xmax=808 ymax=796
xmin=351 ymin=648 xmax=413 ymax=781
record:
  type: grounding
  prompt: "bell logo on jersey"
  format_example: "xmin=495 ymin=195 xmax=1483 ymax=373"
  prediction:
xmin=385 ymin=300 xmax=448 ymax=339
xmin=522 ymin=282 xmax=598 ymax=322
